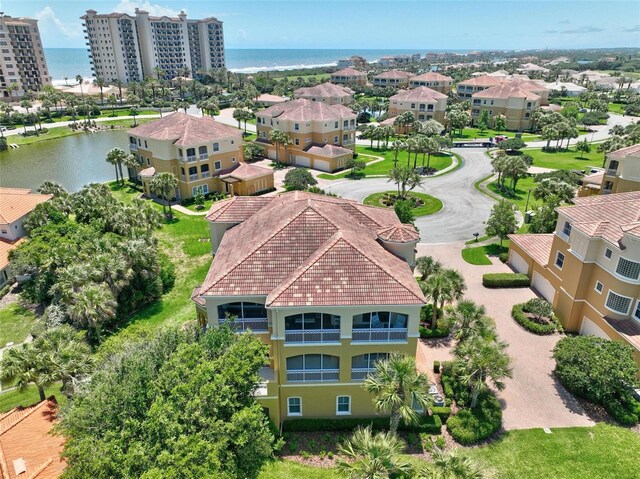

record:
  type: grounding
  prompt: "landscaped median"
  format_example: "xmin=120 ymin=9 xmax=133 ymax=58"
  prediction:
xmin=482 ymin=273 xmax=530 ymax=288
xmin=511 ymin=299 xmax=563 ymax=335
xmin=461 ymin=242 xmax=509 ymax=265
xmin=363 ymin=191 xmax=443 ymax=216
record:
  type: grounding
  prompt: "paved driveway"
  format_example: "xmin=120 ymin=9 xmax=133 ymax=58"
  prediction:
xmin=325 ymin=148 xmax=496 ymax=243
xmin=416 ymin=242 xmax=595 ymax=430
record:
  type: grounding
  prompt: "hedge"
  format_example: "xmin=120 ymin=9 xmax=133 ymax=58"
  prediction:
xmin=482 ymin=273 xmax=530 ymax=288
xmin=282 ymin=414 xmax=442 ymax=434
xmin=446 ymin=393 xmax=502 ymax=445
xmin=431 ymin=406 xmax=451 ymax=423
xmin=419 ymin=325 xmax=450 ymax=339
xmin=511 ymin=303 xmax=559 ymax=335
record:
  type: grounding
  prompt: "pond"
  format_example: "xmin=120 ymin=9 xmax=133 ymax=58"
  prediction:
xmin=0 ymin=131 xmax=129 ymax=192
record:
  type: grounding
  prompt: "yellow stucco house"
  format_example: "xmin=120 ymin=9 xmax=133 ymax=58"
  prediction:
xmin=387 ymin=86 xmax=448 ymax=125
xmin=577 ymin=144 xmax=640 ymax=197
xmin=508 ymin=192 xmax=640 ymax=366
xmin=192 ymin=191 xmax=426 ymax=426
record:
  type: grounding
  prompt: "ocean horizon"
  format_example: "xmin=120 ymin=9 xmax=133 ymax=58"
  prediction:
xmin=44 ymin=47 xmax=472 ymax=84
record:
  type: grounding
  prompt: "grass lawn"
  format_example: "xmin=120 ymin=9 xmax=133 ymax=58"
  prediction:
xmin=0 ymin=382 xmax=65 ymax=413
xmin=486 ymin=176 xmax=537 ymax=213
xmin=258 ymin=460 xmax=338 ymax=479
xmin=458 ymin=127 xmax=541 ymax=142
xmin=277 ymin=73 xmax=331 ymax=82
xmin=5 ymin=109 xmax=158 ymax=129
xmin=363 ymin=191 xmax=442 ymax=217
xmin=608 ymin=103 xmax=626 ymax=114
xmin=524 ymin=147 xmax=604 ymax=172
xmin=468 ymin=423 xmax=640 ymax=479
xmin=461 ymin=242 xmax=509 ymax=265
xmin=0 ymin=303 xmax=37 ymax=347
xmin=243 ymin=132 xmax=257 ymax=142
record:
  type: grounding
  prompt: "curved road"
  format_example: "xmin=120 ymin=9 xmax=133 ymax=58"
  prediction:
xmin=325 ymin=148 xmax=496 ymax=244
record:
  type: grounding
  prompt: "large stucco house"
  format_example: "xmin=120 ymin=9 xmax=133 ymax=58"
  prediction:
xmin=387 ymin=86 xmax=448 ymax=123
xmin=293 ymin=82 xmax=355 ymax=105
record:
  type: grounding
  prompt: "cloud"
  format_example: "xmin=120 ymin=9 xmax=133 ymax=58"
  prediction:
xmin=624 ymin=25 xmax=640 ymax=32
xmin=544 ymin=25 xmax=604 ymax=34
xmin=113 ymin=1 xmax=186 ymax=17
xmin=36 ymin=6 xmax=83 ymax=39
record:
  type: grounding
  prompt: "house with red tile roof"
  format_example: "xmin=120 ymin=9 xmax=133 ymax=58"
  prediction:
xmin=0 ymin=399 xmax=65 ymax=478
xmin=387 ymin=86 xmax=448 ymax=124
xmin=372 ymin=70 xmax=413 ymax=88
xmin=192 ymin=191 xmax=426 ymax=425
xmin=330 ymin=68 xmax=367 ymax=87
xmin=508 ymin=191 xmax=640 ymax=366
xmin=128 ymin=112 xmax=274 ymax=199
xmin=293 ymin=83 xmax=355 ymax=106
xmin=408 ymin=72 xmax=454 ymax=93
xmin=600 ymin=144 xmax=640 ymax=195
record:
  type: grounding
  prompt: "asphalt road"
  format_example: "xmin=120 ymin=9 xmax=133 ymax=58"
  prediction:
xmin=325 ymin=148 xmax=496 ymax=244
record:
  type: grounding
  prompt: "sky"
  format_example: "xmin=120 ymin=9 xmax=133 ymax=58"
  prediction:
xmin=0 ymin=0 xmax=638 ymax=50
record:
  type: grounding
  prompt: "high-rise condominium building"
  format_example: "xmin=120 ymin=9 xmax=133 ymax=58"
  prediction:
xmin=81 ymin=8 xmax=225 ymax=83
xmin=0 ymin=14 xmax=51 ymax=99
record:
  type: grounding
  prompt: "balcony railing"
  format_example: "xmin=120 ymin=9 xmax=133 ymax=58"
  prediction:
xmin=199 ymin=153 xmax=208 ymax=160
xmin=219 ymin=318 xmax=268 ymax=332
xmin=352 ymin=328 xmax=408 ymax=342
xmin=186 ymin=155 xmax=196 ymax=163
xmin=130 ymin=143 xmax=138 ymax=150
xmin=201 ymin=171 xmax=211 ymax=178
xmin=286 ymin=369 xmax=340 ymax=382
xmin=284 ymin=329 xmax=340 ymax=343
xmin=606 ymin=169 xmax=617 ymax=176
xmin=189 ymin=174 xmax=198 ymax=181
xmin=351 ymin=368 xmax=375 ymax=381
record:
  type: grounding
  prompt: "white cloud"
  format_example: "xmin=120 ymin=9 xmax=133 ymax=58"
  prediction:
xmin=36 ymin=6 xmax=83 ymax=39
xmin=113 ymin=1 xmax=186 ymax=17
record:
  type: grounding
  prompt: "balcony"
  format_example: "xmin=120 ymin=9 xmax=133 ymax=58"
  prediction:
xmin=351 ymin=368 xmax=375 ymax=381
xmin=352 ymin=328 xmax=408 ymax=342
xmin=129 ymin=143 xmax=138 ymax=151
xmin=189 ymin=174 xmax=198 ymax=181
xmin=219 ymin=318 xmax=268 ymax=332
xmin=186 ymin=155 xmax=196 ymax=163
xmin=254 ymin=366 xmax=276 ymax=397
xmin=199 ymin=153 xmax=208 ymax=160
xmin=286 ymin=369 xmax=340 ymax=382
xmin=285 ymin=329 xmax=340 ymax=344
xmin=606 ymin=168 xmax=618 ymax=176
xmin=201 ymin=171 xmax=211 ymax=179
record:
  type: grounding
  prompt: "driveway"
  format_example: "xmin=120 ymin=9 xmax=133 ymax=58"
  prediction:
xmin=325 ymin=148 xmax=496 ymax=243
xmin=416 ymin=242 xmax=595 ymax=430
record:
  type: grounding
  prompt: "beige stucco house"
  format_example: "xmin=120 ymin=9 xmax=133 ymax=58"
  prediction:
xmin=330 ymin=68 xmax=367 ymax=87
xmin=388 ymin=86 xmax=448 ymax=123
xmin=293 ymin=82 xmax=355 ymax=105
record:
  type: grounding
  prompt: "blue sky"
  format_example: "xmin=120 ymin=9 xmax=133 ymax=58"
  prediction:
xmin=1 ymin=0 xmax=638 ymax=50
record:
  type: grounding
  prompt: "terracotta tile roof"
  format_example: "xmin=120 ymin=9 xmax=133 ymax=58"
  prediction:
xmin=205 ymin=196 xmax=273 ymax=223
xmin=0 ymin=238 xmax=25 ymax=270
xmin=138 ymin=166 xmax=156 ymax=177
xmin=331 ymin=68 xmax=366 ymax=77
xmin=603 ymin=317 xmax=640 ymax=351
xmin=409 ymin=72 xmax=453 ymax=82
xmin=294 ymin=83 xmax=354 ymax=98
xmin=191 ymin=285 xmax=205 ymax=307
xmin=377 ymin=224 xmax=420 ymax=243
xmin=374 ymin=70 xmax=413 ymax=80
xmin=508 ymin=233 xmax=554 ymax=266
xmin=390 ymin=86 xmax=447 ymax=102
xmin=130 ymin=112 xmax=241 ymax=146
xmin=258 ymin=99 xmax=356 ymax=122
xmin=458 ymin=75 xmax=504 ymax=87
xmin=0 ymin=189 xmax=52 ymax=225
xmin=0 ymin=399 xmax=65 ymax=479
xmin=473 ymin=83 xmax=540 ymax=100
xmin=581 ymin=171 xmax=604 ymax=186
xmin=608 ymin=143 xmax=640 ymax=159
xmin=305 ymin=144 xmax=353 ymax=158
xmin=199 ymin=192 xmax=425 ymax=305
xmin=220 ymin=162 xmax=273 ymax=181
xmin=256 ymin=93 xmax=287 ymax=103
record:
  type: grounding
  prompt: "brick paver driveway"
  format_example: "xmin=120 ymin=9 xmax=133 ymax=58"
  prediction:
xmin=417 ymin=242 xmax=595 ymax=430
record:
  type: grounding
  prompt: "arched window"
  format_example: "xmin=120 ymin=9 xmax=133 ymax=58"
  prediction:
xmin=351 ymin=353 xmax=388 ymax=380
xmin=352 ymin=312 xmax=408 ymax=342
xmin=284 ymin=313 xmax=340 ymax=343
xmin=217 ymin=302 xmax=268 ymax=331
xmin=608 ymin=159 xmax=619 ymax=174
xmin=286 ymin=354 xmax=339 ymax=382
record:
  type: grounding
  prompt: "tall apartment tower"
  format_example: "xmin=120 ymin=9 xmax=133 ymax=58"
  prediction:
xmin=81 ymin=9 xmax=225 ymax=83
xmin=0 ymin=14 xmax=51 ymax=99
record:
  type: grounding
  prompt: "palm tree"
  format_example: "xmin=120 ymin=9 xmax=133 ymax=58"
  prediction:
xmin=337 ymin=426 xmax=413 ymax=479
xmin=106 ymin=147 xmax=126 ymax=184
xmin=67 ymin=283 xmax=117 ymax=342
xmin=421 ymin=268 xmax=466 ymax=330
xmin=94 ymin=77 xmax=106 ymax=105
xmin=416 ymin=449 xmax=486 ymax=479
xmin=445 ymin=300 xmax=495 ymax=343
xmin=122 ymin=153 xmax=139 ymax=182
xmin=150 ymin=172 xmax=178 ymax=219
xmin=269 ymin=129 xmax=291 ymax=165
xmin=454 ymin=337 xmax=512 ymax=408
xmin=113 ymin=79 xmax=124 ymax=103
xmin=391 ymin=140 xmax=404 ymax=167
xmin=415 ymin=255 xmax=442 ymax=281
xmin=364 ymin=352 xmax=433 ymax=434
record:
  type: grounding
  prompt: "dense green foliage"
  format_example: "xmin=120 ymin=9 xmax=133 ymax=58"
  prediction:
xmin=511 ymin=301 xmax=562 ymax=335
xmin=283 ymin=167 xmax=317 ymax=190
xmin=60 ymin=324 xmax=280 ymax=478
xmin=553 ymin=336 xmax=640 ymax=424
xmin=485 ymin=200 xmax=517 ymax=246
xmin=482 ymin=273 xmax=530 ymax=288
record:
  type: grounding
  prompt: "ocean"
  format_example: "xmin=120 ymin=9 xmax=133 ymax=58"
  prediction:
xmin=44 ymin=48 xmax=466 ymax=84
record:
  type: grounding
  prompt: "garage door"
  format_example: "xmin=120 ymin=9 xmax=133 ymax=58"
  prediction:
xmin=532 ymin=272 xmax=555 ymax=302
xmin=579 ymin=317 xmax=610 ymax=339
xmin=296 ymin=156 xmax=311 ymax=167
xmin=509 ymin=251 xmax=528 ymax=274
xmin=314 ymin=160 xmax=331 ymax=172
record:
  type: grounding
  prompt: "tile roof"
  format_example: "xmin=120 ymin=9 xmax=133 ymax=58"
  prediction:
xmin=331 ymin=68 xmax=366 ymax=77
xmin=220 ymin=162 xmax=273 ymax=181
xmin=0 ymin=399 xmax=65 ymax=479
xmin=306 ymin=144 xmax=353 ymax=158
xmin=130 ymin=112 xmax=241 ymax=146
xmin=473 ymin=83 xmax=541 ymax=100
xmin=0 ymin=189 xmax=52 ymax=225
xmin=257 ymin=99 xmax=356 ymax=122
xmin=377 ymin=224 xmax=420 ymax=243
xmin=374 ymin=70 xmax=413 ymax=79
xmin=409 ymin=72 xmax=453 ymax=82
xmin=294 ymin=83 xmax=354 ymax=98
xmin=608 ymin=143 xmax=640 ymax=159
xmin=581 ymin=171 xmax=604 ymax=186
xmin=458 ymin=75 xmax=505 ymax=87
xmin=205 ymin=196 xmax=273 ymax=223
xmin=199 ymin=192 xmax=424 ymax=306
xmin=603 ymin=316 xmax=640 ymax=351
xmin=256 ymin=93 xmax=288 ymax=103
xmin=138 ymin=166 xmax=156 ymax=177
xmin=508 ymin=233 xmax=554 ymax=266
xmin=0 ymin=238 xmax=25 ymax=270
xmin=390 ymin=86 xmax=447 ymax=102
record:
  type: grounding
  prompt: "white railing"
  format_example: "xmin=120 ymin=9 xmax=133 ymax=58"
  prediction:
xmin=189 ymin=174 xmax=198 ymax=181
xmin=130 ymin=143 xmax=138 ymax=150
xmin=219 ymin=318 xmax=268 ymax=332
xmin=199 ymin=153 xmax=208 ymax=160
xmin=606 ymin=169 xmax=617 ymax=176
xmin=351 ymin=368 xmax=375 ymax=381
xmin=187 ymin=155 xmax=196 ymax=163
xmin=286 ymin=369 xmax=340 ymax=382
xmin=201 ymin=171 xmax=211 ymax=178
xmin=352 ymin=328 xmax=408 ymax=342
xmin=284 ymin=329 xmax=340 ymax=343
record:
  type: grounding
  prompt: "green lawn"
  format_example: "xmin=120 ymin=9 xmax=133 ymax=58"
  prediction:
xmin=461 ymin=242 xmax=509 ymax=265
xmin=0 ymin=382 xmax=66 ymax=413
xmin=608 ymin=103 xmax=626 ymax=114
xmin=4 ymin=109 xmax=158 ymax=129
xmin=277 ymin=73 xmax=331 ymax=82
xmin=486 ymin=176 xmax=537 ymax=213
xmin=363 ymin=191 xmax=442 ymax=217
xmin=258 ymin=460 xmax=339 ymax=479
xmin=0 ymin=303 xmax=37 ymax=347
xmin=524 ymin=147 xmax=603 ymax=172
xmin=468 ymin=424 xmax=640 ymax=479
xmin=458 ymin=127 xmax=541 ymax=142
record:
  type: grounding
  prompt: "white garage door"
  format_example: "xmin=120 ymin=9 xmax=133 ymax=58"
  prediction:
xmin=509 ymin=251 xmax=528 ymax=274
xmin=314 ymin=160 xmax=331 ymax=172
xmin=580 ymin=317 xmax=610 ymax=339
xmin=296 ymin=156 xmax=311 ymax=167
xmin=532 ymin=271 xmax=555 ymax=302
xmin=267 ymin=149 xmax=277 ymax=160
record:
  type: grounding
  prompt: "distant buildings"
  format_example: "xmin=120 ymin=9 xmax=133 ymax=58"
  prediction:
xmin=516 ymin=63 xmax=550 ymax=75
xmin=128 ymin=113 xmax=273 ymax=199
xmin=388 ymin=86 xmax=448 ymax=123
xmin=255 ymin=99 xmax=356 ymax=172
xmin=601 ymin=144 xmax=640 ymax=195
xmin=372 ymin=70 xmax=413 ymax=88
xmin=293 ymin=82 xmax=355 ymax=105
xmin=81 ymin=8 xmax=225 ymax=83
xmin=0 ymin=14 xmax=51 ymax=98
xmin=330 ymin=68 xmax=367 ymax=87
xmin=543 ymin=81 xmax=587 ymax=97
xmin=408 ymin=72 xmax=454 ymax=94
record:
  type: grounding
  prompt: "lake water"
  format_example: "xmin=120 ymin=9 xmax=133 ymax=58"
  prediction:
xmin=0 ymin=131 xmax=129 ymax=192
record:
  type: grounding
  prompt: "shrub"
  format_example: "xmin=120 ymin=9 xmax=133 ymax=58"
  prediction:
xmin=499 ymin=252 xmax=508 ymax=263
xmin=482 ymin=273 xmax=530 ymax=288
xmin=431 ymin=406 xmax=451 ymax=423
xmin=284 ymin=168 xmax=317 ymax=191
xmin=446 ymin=393 xmax=502 ymax=445
xmin=158 ymin=253 xmax=176 ymax=292
xmin=419 ymin=325 xmax=450 ymax=339
xmin=511 ymin=303 xmax=558 ymax=335
xmin=282 ymin=414 xmax=442 ymax=434
xmin=433 ymin=361 xmax=441 ymax=374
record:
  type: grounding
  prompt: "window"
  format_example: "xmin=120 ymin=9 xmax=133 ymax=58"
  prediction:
xmin=294 ymin=138 xmax=299 ymax=146
xmin=334 ymin=121 xmax=339 ymax=128
xmin=555 ymin=252 xmax=565 ymax=269
xmin=353 ymin=312 xmax=408 ymax=329
xmin=286 ymin=354 xmax=340 ymax=382
xmin=284 ymin=313 xmax=340 ymax=330
xmin=633 ymin=301 xmax=640 ymax=321
xmin=287 ymin=397 xmax=302 ymax=416
xmin=214 ymin=160 xmax=221 ymax=170
xmin=616 ymin=258 xmax=640 ymax=280
xmin=217 ymin=302 xmax=267 ymax=320
xmin=294 ymin=123 xmax=299 ymax=131
xmin=605 ymin=291 xmax=632 ymax=314
xmin=562 ymin=221 xmax=572 ymax=237
xmin=334 ymin=136 xmax=339 ymax=143
xmin=604 ymin=248 xmax=613 ymax=259
xmin=192 ymin=184 xmax=208 ymax=196
xmin=212 ymin=142 xmax=219 ymax=152
xmin=336 ymin=396 xmax=351 ymax=415
xmin=594 ymin=281 xmax=604 ymax=293
xmin=352 ymin=353 xmax=388 ymax=372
